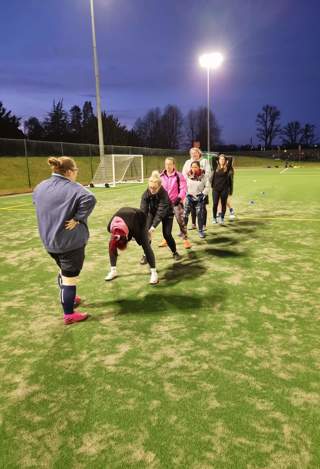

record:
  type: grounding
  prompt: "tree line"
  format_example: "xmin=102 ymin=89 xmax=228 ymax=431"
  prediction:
xmin=256 ymin=104 xmax=317 ymax=148
xmin=0 ymin=99 xmax=317 ymax=149
xmin=0 ymin=99 xmax=221 ymax=149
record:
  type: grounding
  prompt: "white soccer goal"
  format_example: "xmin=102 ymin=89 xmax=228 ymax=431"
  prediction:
xmin=92 ymin=154 xmax=144 ymax=186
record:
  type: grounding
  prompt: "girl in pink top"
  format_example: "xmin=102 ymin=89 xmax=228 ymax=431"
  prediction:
xmin=160 ymin=157 xmax=191 ymax=249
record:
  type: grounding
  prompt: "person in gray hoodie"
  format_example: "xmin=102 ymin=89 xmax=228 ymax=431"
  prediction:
xmin=33 ymin=156 xmax=96 ymax=324
xmin=184 ymin=161 xmax=210 ymax=238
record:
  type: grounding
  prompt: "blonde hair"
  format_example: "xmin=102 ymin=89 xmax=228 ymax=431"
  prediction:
xmin=148 ymin=170 xmax=162 ymax=187
xmin=48 ymin=156 xmax=77 ymax=175
xmin=189 ymin=147 xmax=202 ymax=159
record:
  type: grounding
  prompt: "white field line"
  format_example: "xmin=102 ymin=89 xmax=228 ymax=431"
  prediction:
xmin=280 ymin=167 xmax=289 ymax=174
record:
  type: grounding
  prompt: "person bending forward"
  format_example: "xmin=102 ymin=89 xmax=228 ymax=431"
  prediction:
xmin=105 ymin=207 xmax=158 ymax=285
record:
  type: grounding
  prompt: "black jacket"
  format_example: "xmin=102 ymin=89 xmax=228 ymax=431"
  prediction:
xmin=211 ymin=157 xmax=234 ymax=193
xmin=107 ymin=207 xmax=147 ymax=245
xmin=140 ymin=186 xmax=173 ymax=228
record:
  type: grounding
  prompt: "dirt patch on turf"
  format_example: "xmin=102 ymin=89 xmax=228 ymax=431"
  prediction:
xmin=289 ymin=389 xmax=320 ymax=408
xmin=103 ymin=343 xmax=131 ymax=366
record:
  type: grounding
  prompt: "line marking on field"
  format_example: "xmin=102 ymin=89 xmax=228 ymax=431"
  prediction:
xmin=280 ymin=168 xmax=289 ymax=174
xmin=239 ymin=216 xmax=320 ymax=222
xmin=0 ymin=202 xmax=31 ymax=208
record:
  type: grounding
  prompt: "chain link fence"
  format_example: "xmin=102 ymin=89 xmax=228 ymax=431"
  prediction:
xmin=0 ymin=137 xmax=189 ymax=195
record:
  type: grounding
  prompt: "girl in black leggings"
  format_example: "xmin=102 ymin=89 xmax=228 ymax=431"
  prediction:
xmin=211 ymin=154 xmax=234 ymax=225
xmin=105 ymin=207 xmax=159 ymax=284
xmin=140 ymin=171 xmax=182 ymax=262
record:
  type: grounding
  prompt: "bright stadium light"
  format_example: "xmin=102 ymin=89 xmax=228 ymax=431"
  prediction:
xmin=89 ymin=0 xmax=105 ymax=159
xmin=199 ymin=52 xmax=224 ymax=153
xmin=199 ymin=52 xmax=223 ymax=70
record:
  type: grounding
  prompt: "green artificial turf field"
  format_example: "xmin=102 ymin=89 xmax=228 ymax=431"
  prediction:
xmin=0 ymin=166 xmax=319 ymax=468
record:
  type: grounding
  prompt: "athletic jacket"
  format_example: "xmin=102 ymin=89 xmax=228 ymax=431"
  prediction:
xmin=140 ymin=186 xmax=173 ymax=228
xmin=159 ymin=169 xmax=187 ymax=204
xmin=107 ymin=207 xmax=147 ymax=245
xmin=185 ymin=169 xmax=210 ymax=198
xmin=33 ymin=174 xmax=96 ymax=253
xmin=211 ymin=157 xmax=234 ymax=193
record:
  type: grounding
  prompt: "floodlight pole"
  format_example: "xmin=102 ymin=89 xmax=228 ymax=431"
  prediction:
xmin=89 ymin=0 xmax=105 ymax=159
xmin=207 ymin=67 xmax=211 ymax=154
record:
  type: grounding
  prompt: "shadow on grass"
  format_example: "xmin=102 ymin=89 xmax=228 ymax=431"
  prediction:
xmin=205 ymin=236 xmax=239 ymax=246
xmin=225 ymin=219 xmax=266 ymax=235
xmin=204 ymin=247 xmax=247 ymax=258
xmin=161 ymin=253 xmax=207 ymax=285
xmin=112 ymin=291 xmax=226 ymax=316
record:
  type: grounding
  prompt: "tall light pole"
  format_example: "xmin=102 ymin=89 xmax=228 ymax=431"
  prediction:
xmin=199 ymin=52 xmax=223 ymax=154
xmin=89 ymin=0 xmax=105 ymax=158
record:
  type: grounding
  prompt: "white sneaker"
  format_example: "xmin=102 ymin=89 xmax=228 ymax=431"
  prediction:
xmin=149 ymin=271 xmax=159 ymax=285
xmin=105 ymin=270 xmax=118 ymax=281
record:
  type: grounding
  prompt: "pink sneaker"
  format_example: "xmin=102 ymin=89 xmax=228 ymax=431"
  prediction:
xmin=64 ymin=312 xmax=88 ymax=325
xmin=74 ymin=295 xmax=81 ymax=307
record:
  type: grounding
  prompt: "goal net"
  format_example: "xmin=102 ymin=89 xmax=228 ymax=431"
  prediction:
xmin=92 ymin=154 xmax=144 ymax=186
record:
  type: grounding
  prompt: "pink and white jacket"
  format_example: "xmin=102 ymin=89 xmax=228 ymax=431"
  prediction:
xmin=160 ymin=170 xmax=187 ymax=204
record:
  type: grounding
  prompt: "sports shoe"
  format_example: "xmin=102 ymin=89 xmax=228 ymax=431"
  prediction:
xmin=199 ymin=230 xmax=206 ymax=238
xmin=229 ymin=209 xmax=235 ymax=220
xmin=74 ymin=295 xmax=81 ymax=307
xmin=219 ymin=218 xmax=225 ymax=225
xmin=140 ymin=255 xmax=147 ymax=265
xmin=149 ymin=271 xmax=159 ymax=285
xmin=173 ymin=252 xmax=182 ymax=261
xmin=105 ymin=270 xmax=118 ymax=281
xmin=158 ymin=239 xmax=167 ymax=247
xmin=212 ymin=219 xmax=218 ymax=224
xmin=188 ymin=224 xmax=197 ymax=230
xmin=183 ymin=239 xmax=192 ymax=249
xmin=64 ymin=312 xmax=88 ymax=325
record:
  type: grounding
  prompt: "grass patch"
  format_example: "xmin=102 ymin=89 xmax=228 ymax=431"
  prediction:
xmin=0 ymin=166 xmax=320 ymax=467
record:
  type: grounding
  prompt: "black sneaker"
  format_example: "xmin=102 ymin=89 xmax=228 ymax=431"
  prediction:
xmin=140 ymin=255 xmax=147 ymax=265
xmin=173 ymin=252 xmax=182 ymax=261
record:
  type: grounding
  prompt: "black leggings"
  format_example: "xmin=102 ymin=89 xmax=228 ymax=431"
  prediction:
xmin=148 ymin=214 xmax=176 ymax=254
xmin=109 ymin=227 xmax=156 ymax=268
xmin=213 ymin=189 xmax=229 ymax=219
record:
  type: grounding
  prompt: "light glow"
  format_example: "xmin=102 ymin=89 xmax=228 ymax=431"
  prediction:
xmin=199 ymin=52 xmax=224 ymax=70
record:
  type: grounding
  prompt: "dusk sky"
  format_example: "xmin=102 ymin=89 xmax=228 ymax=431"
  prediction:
xmin=1 ymin=0 xmax=320 ymax=144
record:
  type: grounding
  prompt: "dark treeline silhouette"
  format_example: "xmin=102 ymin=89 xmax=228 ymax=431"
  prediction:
xmin=256 ymin=104 xmax=317 ymax=149
xmin=2 ymin=99 xmax=223 ymax=149
xmin=0 ymin=101 xmax=24 ymax=139
xmin=24 ymin=100 xmax=141 ymax=146
xmin=1 ymin=99 xmax=318 ymax=150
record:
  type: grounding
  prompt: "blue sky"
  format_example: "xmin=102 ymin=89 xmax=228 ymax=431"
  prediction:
xmin=1 ymin=0 xmax=319 ymax=144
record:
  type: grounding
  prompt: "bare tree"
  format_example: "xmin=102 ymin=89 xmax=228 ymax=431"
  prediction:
xmin=281 ymin=121 xmax=302 ymax=145
xmin=300 ymin=123 xmax=316 ymax=146
xmin=256 ymin=105 xmax=281 ymax=148
xmin=133 ymin=108 xmax=162 ymax=147
xmin=160 ymin=105 xmax=183 ymax=149
xmin=185 ymin=106 xmax=221 ymax=150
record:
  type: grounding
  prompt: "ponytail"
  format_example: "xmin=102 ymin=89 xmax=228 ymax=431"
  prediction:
xmin=48 ymin=156 xmax=77 ymax=175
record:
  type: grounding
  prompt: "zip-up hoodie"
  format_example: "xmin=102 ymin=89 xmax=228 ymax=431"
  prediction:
xmin=33 ymin=174 xmax=96 ymax=253
xmin=159 ymin=169 xmax=187 ymax=203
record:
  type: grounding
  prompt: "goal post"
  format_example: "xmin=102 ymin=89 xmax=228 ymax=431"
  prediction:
xmin=92 ymin=154 xmax=144 ymax=186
